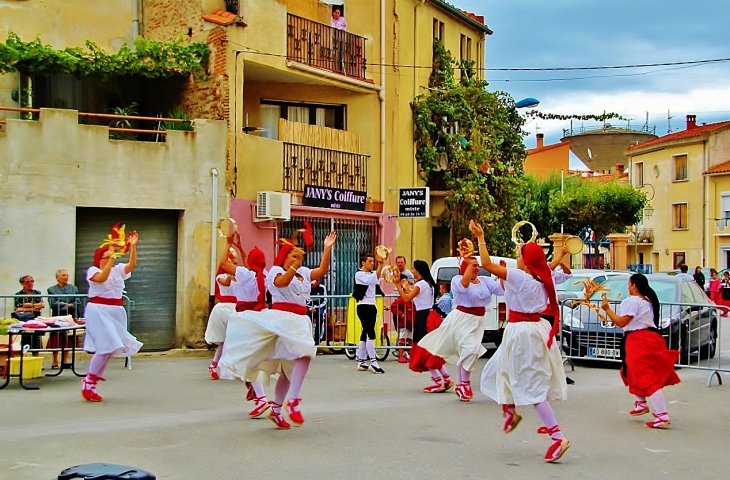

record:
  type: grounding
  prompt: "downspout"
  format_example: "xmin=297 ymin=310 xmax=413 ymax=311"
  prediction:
xmin=132 ymin=0 xmax=140 ymax=39
xmin=379 ymin=0 xmax=386 ymax=203
xmin=210 ymin=168 xmax=219 ymax=297
xmin=703 ymin=140 xmax=708 ymax=267
xmin=411 ymin=0 xmax=425 ymax=262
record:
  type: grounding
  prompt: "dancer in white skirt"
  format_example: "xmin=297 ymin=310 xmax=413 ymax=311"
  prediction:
xmin=206 ymin=236 xmax=240 ymax=379
xmin=82 ymin=231 xmax=143 ymax=402
xmin=470 ymin=220 xmax=570 ymax=463
xmin=418 ymin=239 xmax=504 ymax=402
xmin=222 ymin=230 xmax=337 ymax=429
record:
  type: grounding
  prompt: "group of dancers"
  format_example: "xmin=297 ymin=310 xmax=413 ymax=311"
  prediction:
xmin=78 ymin=219 xmax=681 ymax=464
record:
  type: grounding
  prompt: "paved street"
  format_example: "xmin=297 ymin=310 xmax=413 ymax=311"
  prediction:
xmin=1 ymin=348 xmax=729 ymax=480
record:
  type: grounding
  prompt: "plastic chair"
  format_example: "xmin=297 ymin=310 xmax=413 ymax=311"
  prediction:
xmin=57 ymin=463 xmax=155 ymax=480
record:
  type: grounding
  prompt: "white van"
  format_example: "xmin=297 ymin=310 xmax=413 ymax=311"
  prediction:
xmin=431 ymin=255 xmax=517 ymax=349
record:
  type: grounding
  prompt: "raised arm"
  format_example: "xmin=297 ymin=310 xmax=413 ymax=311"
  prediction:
xmin=218 ymin=234 xmax=238 ymax=276
xmin=600 ymin=295 xmax=632 ymax=328
xmin=461 ymin=261 xmax=476 ymax=288
xmin=311 ymin=232 xmax=337 ymax=281
xmin=395 ymin=278 xmax=421 ymax=302
xmin=273 ymin=263 xmax=300 ymax=288
xmin=550 ymin=245 xmax=570 ymax=271
xmin=124 ymin=231 xmax=139 ymax=275
xmin=469 ymin=220 xmax=508 ymax=280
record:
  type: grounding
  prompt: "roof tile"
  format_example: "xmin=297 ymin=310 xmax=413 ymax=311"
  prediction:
xmin=627 ymin=121 xmax=730 ymax=151
xmin=203 ymin=9 xmax=237 ymax=26
xmin=703 ymin=159 xmax=730 ymax=175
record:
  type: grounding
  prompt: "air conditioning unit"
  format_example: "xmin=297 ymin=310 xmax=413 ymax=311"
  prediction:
xmin=255 ymin=191 xmax=291 ymax=222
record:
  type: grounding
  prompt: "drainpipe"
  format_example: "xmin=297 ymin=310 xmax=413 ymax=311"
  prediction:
xmin=703 ymin=140 xmax=708 ymax=267
xmin=410 ymin=0 xmax=426 ymax=262
xmin=210 ymin=168 xmax=219 ymax=296
xmin=132 ymin=0 xmax=139 ymax=39
xmin=379 ymin=0 xmax=386 ymax=202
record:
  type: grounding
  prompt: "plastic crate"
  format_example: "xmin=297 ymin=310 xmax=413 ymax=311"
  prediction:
xmin=9 ymin=356 xmax=43 ymax=379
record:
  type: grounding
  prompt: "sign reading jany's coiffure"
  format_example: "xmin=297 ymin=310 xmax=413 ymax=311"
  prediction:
xmin=303 ymin=185 xmax=367 ymax=211
xmin=398 ymin=187 xmax=430 ymax=217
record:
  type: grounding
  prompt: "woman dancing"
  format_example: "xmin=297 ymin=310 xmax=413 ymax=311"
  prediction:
xmin=419 ymin=240 xmax=504 ymax=402
xmin=395 ymin=260 xmax=453 ymax=393
xmin=82 ymin=229 xmax=143 ymax=402
xmin=471 ymin=221 xmax=569 ymax=463
xmin=222 ymin=230 xmax=337 ymax=429
xmin=600 ymin=274 xmax=680 ymax=428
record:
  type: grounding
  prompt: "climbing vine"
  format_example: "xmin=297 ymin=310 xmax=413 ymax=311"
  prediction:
xmin=412 ymin=39 xmax=527 ymax=255
xmin=524 ymin=110 xmax=627 ymax=122
xmin=0 ymin=32 xmax=209 ymax=80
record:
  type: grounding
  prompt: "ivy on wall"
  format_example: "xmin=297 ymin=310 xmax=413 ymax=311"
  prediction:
xmin=0 ymin=32 xmax=209 ymax=80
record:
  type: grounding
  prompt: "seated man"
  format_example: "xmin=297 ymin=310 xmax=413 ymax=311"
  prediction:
xmin=47 ymin=269 xmax=82 ymax=368
xmin=13 ymin=275 xmax=45 ymax=355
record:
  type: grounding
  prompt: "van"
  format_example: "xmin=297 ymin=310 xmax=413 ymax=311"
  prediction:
xmin=431 ymin=255 xmax=517 ymax=349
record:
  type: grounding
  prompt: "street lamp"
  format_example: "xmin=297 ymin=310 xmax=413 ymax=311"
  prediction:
xmin=638 ymin=183 xmax=656 ymax=219
xmin=515 ymin=97 xmax=540 ymax=109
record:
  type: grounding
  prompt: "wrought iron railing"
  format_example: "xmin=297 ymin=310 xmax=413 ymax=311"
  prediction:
xmin=283 ymin=142 xmax=369 ymax=192
xmin=562 ymin=123 xmax=656 ymax=137
xmin=286 ymin=13 xmax=367 ymax=80
xmin=224 ymin=0 xmax=238 ymax=15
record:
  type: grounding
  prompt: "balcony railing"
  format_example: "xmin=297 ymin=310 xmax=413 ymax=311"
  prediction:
xmin=562 ymin=123 xmax=657 ymax=138
xmin=283 ymin=142 xmax=369 ymax=193
xmin=224 ymin=0 xmax=238 ymax=15
xmin=286 ymin=13 xmax=367 ymax=80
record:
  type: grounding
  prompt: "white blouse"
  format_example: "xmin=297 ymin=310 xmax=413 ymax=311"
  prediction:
xmin=413 ymin=279 xmax=434 ymax=311
xmin=451 ymin=275 xmax=504 ymax=307
xmin=87 ymin=264 xmax=130 ymax=299
xmin=504 ymin=268 xmax=548 ymax=314
xmin=232 ymin=266 xmax=259 ymax=302
xmin=619 ymin=296 xmax=656 ymax=332
xmin=267 ymin=266 xmax=312 ymax=307
xmin=216 ymin=273 xmax=237 ymax=298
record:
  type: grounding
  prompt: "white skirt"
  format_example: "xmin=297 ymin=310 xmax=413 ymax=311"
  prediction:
xmin=417 ymin=309 xmax=487 ymax=371
xmin=204 ymin=302 xmax=235 ymax=344
xmin=221 ymin=309 xmax=316 ymax=385
xmin=83 ymin=303 xmax=143 ymax=357
xmin=480 ymin=319 xmax=567 ymax=406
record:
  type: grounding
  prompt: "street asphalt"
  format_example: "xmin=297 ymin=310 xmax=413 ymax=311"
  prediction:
xmin=1 ymin=345 xmax=729 ymax=480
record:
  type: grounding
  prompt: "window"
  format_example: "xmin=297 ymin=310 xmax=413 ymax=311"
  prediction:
xmin=467 ymin=37 xmax=472 ymax=61
xmin=721 ymin=193 xmax=730 ymax=223
xmin=672 ymin=203 xmax=688 ymax=229
xmin=674 ymin=154 xmax=688 ymax=181
xmin=476 ymin=41 xmax=483 ymax=79
xmin=634 ymin=162 xmax=644 ymax=186
xmin=259 ymin=101 xmax=345 ymax=139
xmin=673 ymin=252 xmax=686 ymax=270
xmin=460 ymin=34 xmax=466 ymax=63
xmin=433 ymin=19 xmax=444 ymax=40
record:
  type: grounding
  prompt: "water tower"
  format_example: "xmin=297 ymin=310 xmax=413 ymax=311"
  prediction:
xmin=562 ymin=124 xmax=658 ymax=172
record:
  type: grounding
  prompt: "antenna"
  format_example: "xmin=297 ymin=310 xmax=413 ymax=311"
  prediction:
xmin=667 ymin=109 xmax=675 ymax=134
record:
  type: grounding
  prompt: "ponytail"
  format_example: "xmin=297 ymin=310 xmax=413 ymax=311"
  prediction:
xmin=630 ymin=274 xmax=660 ymax=327
xmin=413 ymin=260 xmax=437 ymax=302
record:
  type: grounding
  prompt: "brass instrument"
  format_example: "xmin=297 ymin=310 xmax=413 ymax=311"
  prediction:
xmin=511 ymin=220 xmax=538 ymax=246
xmin=217 ymin=218 xmax=238 ymax=238
xmin=374 ymin=245 xmax=399 ymax=283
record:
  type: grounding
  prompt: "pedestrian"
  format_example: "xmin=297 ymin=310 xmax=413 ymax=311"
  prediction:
xmin=353 ymin=252 xmax=386 ymax=373
xmin=719 ymin=271 xmax=730 ymax=316
xmin=470 ymin=220 xmax=570 ymax=463
xmin=222 ymin=230 xmax=337 ymax=429
xmin=693 ymin=266 xmax=705 ymax=291
xmin=600 ymin=274 xmax=680 ymax=428
xmin=395 ymin=260 xmax=453 ymax=393
xmin=708 ymin=268 xmax=721 ymax=304
xmin=82 ymin=228 xmax=142 ymax=402
xmin=418 ymin=239 xmax=504 ymax=402
xmin=676 ymin=264 xmax=693 ymax=281
xmin=436 ymin=282 xmax=453 ymax=316
xmin=391 ymin=277 xmax=415 ymax=364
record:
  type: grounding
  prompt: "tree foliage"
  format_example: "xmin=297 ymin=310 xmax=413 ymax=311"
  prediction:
xmin=0 ymin=32 xmax=209 ymax=80
xmin=517 ymin=173 xmax=581 ymax=239
xmin=412 ymin=39 xmax=527 ymax=255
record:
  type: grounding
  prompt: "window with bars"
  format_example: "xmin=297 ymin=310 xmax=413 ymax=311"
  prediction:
xmin=672 ymin=203 xmax=688 ymax=229
xmin=673 ymin=154 xmax=688 ymax=181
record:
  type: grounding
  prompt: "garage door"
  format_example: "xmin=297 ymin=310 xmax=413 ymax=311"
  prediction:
xmin=75 ymin=208 xmax=179 ymax=350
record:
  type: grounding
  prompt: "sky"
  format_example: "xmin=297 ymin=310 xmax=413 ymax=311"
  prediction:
xmin=454 ymin=0 xmax=730 ymax=168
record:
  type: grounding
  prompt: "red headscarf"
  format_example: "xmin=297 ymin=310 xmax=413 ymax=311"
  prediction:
xmin=93 ymin=247 xmax=107 ymax=268
xmin=247 ymin=247 xmax=267 ymax=311
xmin=459 ymin=257 xmax=475 ymax=276
xmin=521 ymin=242 xmax=560 ymax=347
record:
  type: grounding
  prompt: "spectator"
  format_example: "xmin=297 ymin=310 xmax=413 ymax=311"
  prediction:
xmin=395 ymin=255 xmax=415 ymax=283
xmin=391 ymin=274 xmax=415 ymax=363
xmin=13 ymin=275 xmax=45 ymax=355
xmin=331 ymin=6 xmax=347 ymax=30
xmin=436 ymin=282 xmax=453 ymax=317
xmin=307 ymin=278 xmax=328 ymax=344
xmin=693 ymin=266 xmax=706 ymax=291
xmin=47 ymin=269 xmax=81 ymax=369
xmin=676 ymin=264 xmax=693 ymax=281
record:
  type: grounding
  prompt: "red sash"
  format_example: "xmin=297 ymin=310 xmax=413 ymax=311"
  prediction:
xmin=456 ymin=305 xmax=486 ymax=316
xmin=271 ymin=302 xmax=307 ymax=315
xmin=235 ymin=301 xmax=259 ymax=312
xmin=217 ymin=295 xmax=237 ymax=304
xmin=508 ymin=310 xmax=541 ymax=323
xmin=90 ymin=296 xmax=123 ymax=306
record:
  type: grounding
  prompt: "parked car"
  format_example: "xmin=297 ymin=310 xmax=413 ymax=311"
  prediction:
xmin=556 ymin=269 xmax=630 ymax=304
xmin=431 ymin=255 xmax=516 ymax=348
xmin=561 ymin=274 xmax=718 ymax=362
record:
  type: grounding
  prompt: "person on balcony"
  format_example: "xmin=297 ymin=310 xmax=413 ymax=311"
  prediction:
xmin=331 ymin=6 xmax=347 ymax=30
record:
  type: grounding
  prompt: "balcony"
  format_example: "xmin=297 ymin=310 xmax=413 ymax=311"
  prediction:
xmin=286 ymin=13 xmax=367 ymax=80
xmin=628 ymin=228 xmax=654 ymax=245
xmin=283 ymin=142 xmax=369 ymax=193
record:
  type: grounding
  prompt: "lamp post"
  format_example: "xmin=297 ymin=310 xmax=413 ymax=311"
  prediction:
xmin=515 ymin=97 xmax=540 ymax=109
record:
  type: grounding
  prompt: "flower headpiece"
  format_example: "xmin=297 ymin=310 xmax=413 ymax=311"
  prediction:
xmin=274 ymin=221 xmax=314 ymax=267
xmin=99 ymin=223 xmax=131 ymax=259
xmin=457 ymin=238 xmax=476 ymax=275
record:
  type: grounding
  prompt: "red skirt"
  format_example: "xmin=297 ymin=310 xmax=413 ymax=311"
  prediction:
xmin=621 ymin=329 xmax=680 ymax=397
xmin=409 ymin=310 xmax=446 ymax=373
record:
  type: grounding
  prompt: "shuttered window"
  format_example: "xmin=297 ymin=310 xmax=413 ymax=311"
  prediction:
xmin=674 ymin=155 xmax=688 ymax=181
xmin=672 ymin=203 xmax=688 ymax=229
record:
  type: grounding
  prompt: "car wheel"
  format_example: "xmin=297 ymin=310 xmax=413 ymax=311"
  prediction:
xmin=699 ymin=321 xmax=717 ymax=359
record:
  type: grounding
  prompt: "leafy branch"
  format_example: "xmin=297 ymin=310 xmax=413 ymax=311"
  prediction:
xmin=524 ymin=110 xmax=628 ymax=122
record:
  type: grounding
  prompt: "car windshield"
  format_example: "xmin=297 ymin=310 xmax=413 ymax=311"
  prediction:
xmin=435 ymin=266 xmax=490 ymax=283
xmin=559 ymin=276 xmax=594 ymax=292
xmin=590 ymin=278 xmax=676 ymax=303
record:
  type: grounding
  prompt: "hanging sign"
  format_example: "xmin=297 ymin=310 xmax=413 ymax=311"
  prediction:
xmin=398 ymin=188 xmax=430 ymax=217
xmin=302 ymin=184 xmax=366 ymax=211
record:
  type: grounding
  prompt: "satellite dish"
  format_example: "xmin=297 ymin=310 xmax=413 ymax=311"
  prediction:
xmin=587 ymin=148 xmax=593 ymax=160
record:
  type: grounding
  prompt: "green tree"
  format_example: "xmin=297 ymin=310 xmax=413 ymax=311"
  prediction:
xmin=412 ymin=39 xmax=527 ymax=255
xmin=517 ymin=173 xmax=581 ymax=240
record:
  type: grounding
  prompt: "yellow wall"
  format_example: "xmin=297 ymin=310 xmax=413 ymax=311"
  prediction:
xmin=629 ymin=142 xmax=705 ymax=272
xmin=525 ymin=142 xmax=571 ymax=179
xmin=706 ymin=175 xmax=730 ymax=269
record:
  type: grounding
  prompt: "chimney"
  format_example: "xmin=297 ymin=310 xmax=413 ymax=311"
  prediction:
xmin=615 ymin=163 xmax=625 ymax=174
xmin=536 ymin=133 xmax=544 ymax=149
xmin=686 ymin=114 xmax=697 ymax=130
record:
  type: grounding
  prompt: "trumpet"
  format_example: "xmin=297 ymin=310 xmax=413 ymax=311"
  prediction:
xmin=511 ymin=221 xmax=538 ymax=246
xmin=217 ymin=217 xmax=238 ymax=238
xmin=374 ymin=245 xmax=399 ymax=283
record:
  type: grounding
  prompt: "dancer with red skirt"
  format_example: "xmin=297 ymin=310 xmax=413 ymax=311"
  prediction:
xmin=471 ymin=220 xmax=570 ymax=463
xmin=600 ymin=273 xmax=680 ymax=428
xmin=395 ymin=260 xmax=453 ymax=393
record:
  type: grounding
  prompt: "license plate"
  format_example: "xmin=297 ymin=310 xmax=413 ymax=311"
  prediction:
xmin=588 ymin=347 xmax=620 ymax=358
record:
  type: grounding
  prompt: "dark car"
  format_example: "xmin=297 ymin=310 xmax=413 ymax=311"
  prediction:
xmin=561 ymin=274 xmax=718 ymax=362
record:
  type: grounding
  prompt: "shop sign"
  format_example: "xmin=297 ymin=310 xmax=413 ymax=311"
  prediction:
xmin=398 ymin=188 xmax=429 ymax=217
xmin=302 ymin=184 xmax=366 ymax=211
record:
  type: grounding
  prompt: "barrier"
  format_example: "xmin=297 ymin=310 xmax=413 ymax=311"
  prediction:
xmin=559 ymin=298 xmax=726 ymax=386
